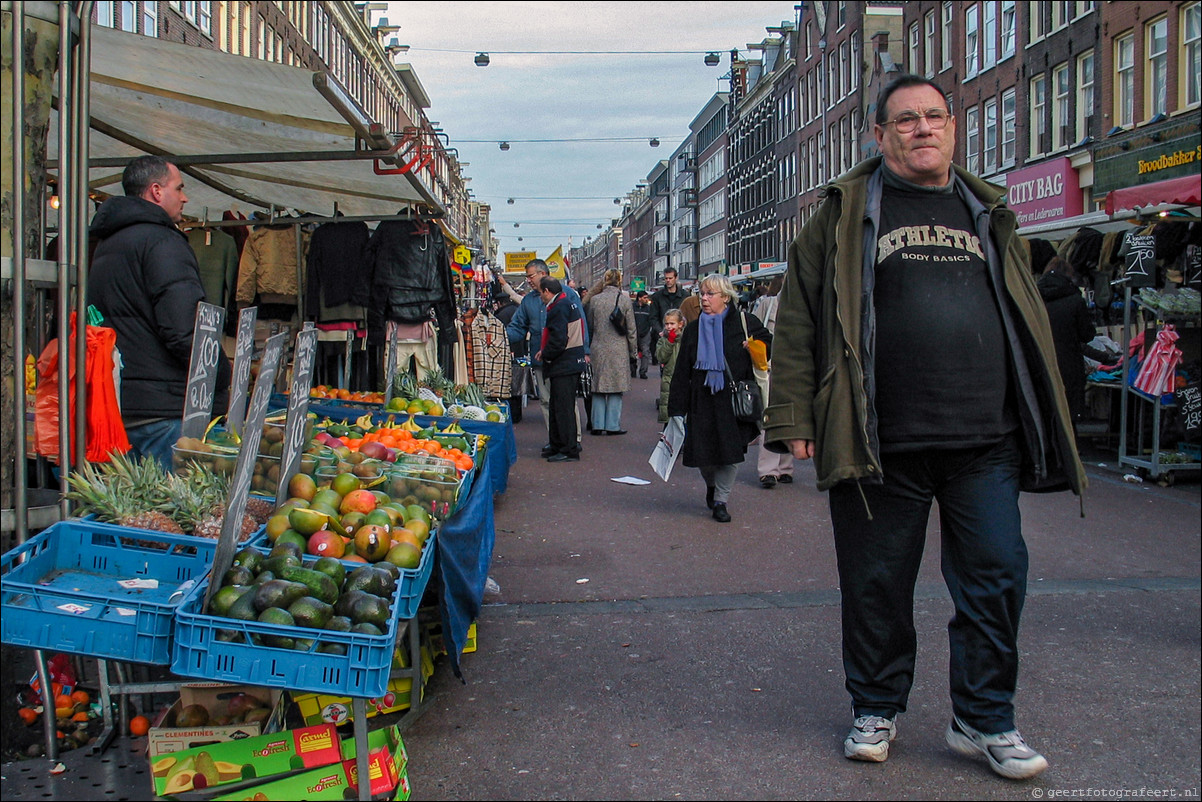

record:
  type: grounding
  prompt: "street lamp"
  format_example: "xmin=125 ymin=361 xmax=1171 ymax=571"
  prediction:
xmin=474 ymin=52 xmax=490 ymax=67
xmin=649 ymin=138 xmax=660 ymax=147
xmin=499 ymin=141 xmax=510 ymax=151
xmin=704 ymin=52 xmax=720 ymax=66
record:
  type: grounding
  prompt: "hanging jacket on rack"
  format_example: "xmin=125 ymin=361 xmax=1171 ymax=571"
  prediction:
xmin=306 ymin=218 xmax=371 ymax=321
xmin=364 ymin=217 xmax=456 ymax=347
xmin=187 ymin=227 xmax=239 ymax=313
xmin=470 ymin=309 xmax=512 ymax=399
xmin=236 ymin=222 xmax=308 ymax=314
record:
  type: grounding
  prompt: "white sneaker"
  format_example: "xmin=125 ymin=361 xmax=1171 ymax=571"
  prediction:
xmin=946 ymin=715 xmax=1049 ymax=780
xmin=844 ymin=715 xmax=897 ymax=762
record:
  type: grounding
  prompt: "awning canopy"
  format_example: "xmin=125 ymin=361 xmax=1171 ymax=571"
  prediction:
xmin=50 ymin=25 xmax=441 ymax=219
xmin=1105 ymin=174 xmax=1201 ymax=216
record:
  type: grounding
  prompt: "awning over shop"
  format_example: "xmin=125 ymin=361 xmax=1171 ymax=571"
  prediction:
xmin=50 ymin=25 xmax=441 ymax=219
xmin=1105 ymin=174 xmax=1201 ymax=216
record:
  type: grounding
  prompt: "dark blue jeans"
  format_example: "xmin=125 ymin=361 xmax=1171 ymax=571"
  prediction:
xmin=125 ymin=418 xmax=182 ymax=471
xmin=828 ymin=436 xmax=1027 ymax=734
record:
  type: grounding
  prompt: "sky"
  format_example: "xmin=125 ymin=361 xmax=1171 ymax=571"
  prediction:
xmin=380 ymin=1 xmax=801 ymax=265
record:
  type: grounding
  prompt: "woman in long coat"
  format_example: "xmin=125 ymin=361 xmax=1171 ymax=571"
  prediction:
xmin=667 ymin=273 xmax=771 ymax=523
xmin=584 ymin=269 xmax=638 ymax=435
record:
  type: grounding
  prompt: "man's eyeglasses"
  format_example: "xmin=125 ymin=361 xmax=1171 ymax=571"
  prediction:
xmin=881 ymin=109 xmax=951 ymax=133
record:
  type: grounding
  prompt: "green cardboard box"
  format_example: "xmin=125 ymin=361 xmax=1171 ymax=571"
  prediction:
xmin=150 ymin=722 xmax=342 ymax=796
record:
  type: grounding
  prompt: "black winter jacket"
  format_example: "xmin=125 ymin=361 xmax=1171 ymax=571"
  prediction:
xmin=364 ymin=218 xmax=456 ymax=346
xmin=89 ymin=196 xmax=230 ymax=420
xmin=1038 ymin=270 xmax=1096 ymax=423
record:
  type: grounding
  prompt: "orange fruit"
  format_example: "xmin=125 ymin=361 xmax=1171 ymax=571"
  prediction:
xmin=129 ymin=714 xmax=151 ymax=736
xmin=54 ymin=694 xmax=73 ymax=710
xmin=18 ymin=707 xmax=38 ymax=726
xmin=70 ymin=690 xmax=90 ymax=706
xmin=72 ymin=711 xmax=90 ymax=723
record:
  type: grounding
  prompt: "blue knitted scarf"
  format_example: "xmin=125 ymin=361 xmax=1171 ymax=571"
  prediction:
xmin=695 ymin=308 xmax=728 ymax=393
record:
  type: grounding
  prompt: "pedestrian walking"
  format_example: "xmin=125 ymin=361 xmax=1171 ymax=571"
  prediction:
xmin=584 ymin=270 xmax=637 ymax=435
xmin=666 ymin=274 xmax=771 ymax=523
xmin=633 ymin=291 xmax=653 ymax=379
xmin=535 ymin=277 xmax=585 ymax=462
xmin=751 ymin=275 xmax=794 ymax=488
xmin=654 ymin=308 xmax=685 ymax=423
xmin=764 ymin=74 xmax=1085 ymax=779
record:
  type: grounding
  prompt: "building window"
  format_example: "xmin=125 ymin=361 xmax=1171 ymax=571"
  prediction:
xmin=1001 ymin=0 xmax=1016 ymax=59
xmin=119 ymin=1 xmax=135 ymax=31
xmin=95 ymin=1 xmax=115 ymax=27
xmin=1030 ymin=73 xmax=1047 ymax=155
xmin=1029 ymin=1 xmax=1047 ymax=42
xmin=142 ymin=1 xmax=157 ymax=36
xmin=1001 ymin=87 xmax=1017 ymax=166
xmin=837 ymin=0 xmax=847 ymax=29
xmin=829 ymin=51 xmax=839 ymax=104
xmin=805 ymin=22 xmax=813 ymax=60
xmin=965 ymin=4 xmax=979 ymax=77
xmin=1052 ymin=62 xmax=1070 ymax=150
xmin=1051 ymin=1 xmax=1070 ymax=30
xmin=1115 ymin=32 xmax=1134 ymax=127
xmin=942 ymin=1 xmax=954 ymax=70
xmin=1146 ymin=16 xmax=1168 ymax=119
xmin=1185 ymin=3 xmax=1202 ymax=107
xmin=983 ymin=98 xmax=998 ymax=174
xmin=840 ymin=41 xmax=850 ymax=99
xmin=850 ymin=38 xmax=859 ymax=91
xmin=909 ymin=22 xmax=921 ymax=74
xmin=1074 ymin=1 xmax=1094 ymax=17
xmin=924 ymin=11 xmax=937 ymax=77
xmin=1076 ymin=50 xmax=1094 ymax=142
xmin=965 ymin=106 xmax=980 ymax=175
xmin=983 ymin=1 xmax=997 ymax=69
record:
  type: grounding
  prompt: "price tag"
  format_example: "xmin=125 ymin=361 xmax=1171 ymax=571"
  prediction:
xmin=382 ymin=323 xmax=399 ymax=405
xmin=1123 ymin=233 xmax=1157 ymax=289
xmin=181 ymin=302 xmax=227 ymax=440
xmin=56 ymin=603 xmax=91 ymax=615
xmin=226 ymin=307 xmax=258 ymax=437
xmin=277 ymin=327 xmax=318 ymax=502
xmin=203 ymin=332 xmax=285 ymax=612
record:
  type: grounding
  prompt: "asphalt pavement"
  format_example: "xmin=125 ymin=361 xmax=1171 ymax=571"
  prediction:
xmin=1 ymin=374 xmax=1198 ymax=801
xmin=398 ymin=375 xmax=1201 ymax=801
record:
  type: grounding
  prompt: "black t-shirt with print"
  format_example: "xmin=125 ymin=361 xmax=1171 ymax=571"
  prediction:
xmin=873 ymin=175 xmax=1017 ymax=452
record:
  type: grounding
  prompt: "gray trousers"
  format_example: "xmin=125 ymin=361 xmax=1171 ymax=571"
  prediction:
xmin=699 ymin=464 xmax=739 ymax=504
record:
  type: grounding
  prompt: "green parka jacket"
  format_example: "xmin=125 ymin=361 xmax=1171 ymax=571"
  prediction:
xmin=763 ymin=157 xmax=1087 ymax=498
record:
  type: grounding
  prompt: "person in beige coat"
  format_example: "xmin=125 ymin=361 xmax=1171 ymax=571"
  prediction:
xmin=583 ymin=269 xmax=637 ymax=434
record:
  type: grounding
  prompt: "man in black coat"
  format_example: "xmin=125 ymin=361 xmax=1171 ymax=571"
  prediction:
xmin=649 ymin=267 xmax=689 ymax=356
xmin=536 ymin=277 xmax=586 ymax=462
xmin=89 ymin=155 xmax=230 ymax=468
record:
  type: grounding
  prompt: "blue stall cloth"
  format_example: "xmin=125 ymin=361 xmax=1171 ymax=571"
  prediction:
xmin=434 ymin=455 xmax=496 ymax=678
xmin=304 ymin=402 xmax=518 ymax=496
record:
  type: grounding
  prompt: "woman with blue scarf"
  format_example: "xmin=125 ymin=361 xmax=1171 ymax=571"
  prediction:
xmin=666 ymin=274 xmax=772 ymax=523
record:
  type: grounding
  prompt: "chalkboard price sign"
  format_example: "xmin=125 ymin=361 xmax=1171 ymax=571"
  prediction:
xmin=181 ymin=302 xmax=227 ymax=440
xmin=278 ymin=327 xmax=318 ymax=500
xmin=203 ymin=332 xmax=286 ymax=612
xmin=1123 ymin=233 xmax=1157 ymax=289
xmin=226 ymin=306 xmax=258 ymax=437
xmin=1179 ymin=383 xmax=1201 ymax=435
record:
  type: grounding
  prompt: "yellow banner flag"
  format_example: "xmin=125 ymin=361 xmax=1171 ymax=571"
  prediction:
xmin=545 ymin=246 xmax=568 ymax=279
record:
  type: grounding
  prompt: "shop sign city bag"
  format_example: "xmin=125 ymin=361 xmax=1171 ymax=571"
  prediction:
xmin=608 ymin=292 xmax=628 ymax=335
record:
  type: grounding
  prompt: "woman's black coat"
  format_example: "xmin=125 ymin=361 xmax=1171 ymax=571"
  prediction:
xmin=667 ymin=309 xmax=771 ymax=468
xmin=1037 ymin=270 xmax=1095 ymax=423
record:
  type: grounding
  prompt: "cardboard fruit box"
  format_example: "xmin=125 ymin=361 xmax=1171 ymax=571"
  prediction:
xmin=292 ymin=644 xmax=434 ymax=726
xmin=150 ymin=722 xmax=341 ymax=796
xmin=146 ymin=683 xmax=286 ymax=760
xmin=213 ymin=724 xmax=409 ymax=801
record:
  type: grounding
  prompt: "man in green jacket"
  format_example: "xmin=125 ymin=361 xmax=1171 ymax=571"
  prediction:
xmin=764 ymin=74 xmax=1086 ymax=781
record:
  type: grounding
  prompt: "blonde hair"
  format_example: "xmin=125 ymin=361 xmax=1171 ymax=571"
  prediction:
xmin=603 ymin=268 xmax=622 ymax=287
xmin=697 ymin=273 xmax=738 ymax=304
xmin=663 ymin=308 xmax=685 ymax=324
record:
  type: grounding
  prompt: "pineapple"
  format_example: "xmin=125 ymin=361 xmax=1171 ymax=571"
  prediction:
xmin=64 ymin=461 xmax=184 ymax=534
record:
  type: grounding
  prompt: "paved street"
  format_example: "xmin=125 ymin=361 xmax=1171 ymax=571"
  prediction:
xmin=1 ymin=376 xmax=1197 ymax=801
xmin=399 ymin=376 xmax=1201 ymax=801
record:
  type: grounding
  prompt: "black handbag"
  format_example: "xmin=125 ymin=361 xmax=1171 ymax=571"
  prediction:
xmin=725 ymin=364 xmax=763 ymax=425
xmin=608 ymin=292 xmax=627 ymax=335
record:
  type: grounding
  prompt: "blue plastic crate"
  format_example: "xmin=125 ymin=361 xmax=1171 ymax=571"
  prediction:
xmin=171 ymin=547 xmax=430 ymax=697
xmin=0 ymin=520 xmax=216 ymax=664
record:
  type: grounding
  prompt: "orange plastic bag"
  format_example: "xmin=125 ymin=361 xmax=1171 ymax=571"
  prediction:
xmin=34 ymin=312 xmax=131 ymax=463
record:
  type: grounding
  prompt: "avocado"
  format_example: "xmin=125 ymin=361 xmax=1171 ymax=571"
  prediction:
xmin=253 ymin=579 xmax=308 ymax=613
xmin=223 ymin=565 xmax=255 ymax=588
xmin=231 ymin=547 xmax=264 ymax=574
xmin=288 ymin=596 xmax=334 ymax=629
xmin=311 ymin=556 xmax=346 ymax=588
xmin=209 ymin=584 xmax=254 ymax=617
xmin=343 ymin=565 xmax=394 ymax=598
xmin=292 ymin=637 xmax=317 ymax=652
xmin=256 ymin=607 xmax=296 ymax=649
xmin=323 ymin=615 xmax=353 ymax=632
xmin=317 ymin=642 xmax=348 ymax=655
xmin=252 ymin=570 xmax=276 ymax=585
xmin=268 ymin=541 xmax=304 ymax=560
xmin=334 ymin=589 xmax=371 ymax=619
xmin=350 ymin=621 xmax=384 ymax=636
xmin=350 ymin=593 xmax=391 ymax=629
xmin=227 ymin=585 xmax=260 ymax=621
xmin=277 ymin=565 xmax=340 ymax=606
xmin=259 ymin=554 xmax=302 ymax=576
xmin=373 ymin=561 xmax=401 ymax=583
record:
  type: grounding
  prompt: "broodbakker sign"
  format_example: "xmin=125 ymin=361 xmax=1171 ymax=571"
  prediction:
xmin=1005 ymin=157 xmax=1082 ymax=227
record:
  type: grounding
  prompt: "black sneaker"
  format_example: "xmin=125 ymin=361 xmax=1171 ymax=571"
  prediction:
xmin=778 ymin=474 xmax=793 ymax=484
xmin=760 ymin=475 xmax=777 ymax=489
xmin=711 ymin=503 xmax=731 ymax=523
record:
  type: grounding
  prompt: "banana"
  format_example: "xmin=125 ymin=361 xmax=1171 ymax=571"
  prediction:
xmin=400 ymin=413 xmax=421 ymax=433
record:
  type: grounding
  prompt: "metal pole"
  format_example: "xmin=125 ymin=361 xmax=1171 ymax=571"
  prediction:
xmin=73 ymin=2 xmax=94 ymax=471
xmin=55 ymin=0 xmax=73 ymax=513
xmin=12 ymin=1 xmax=29 ymax=543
